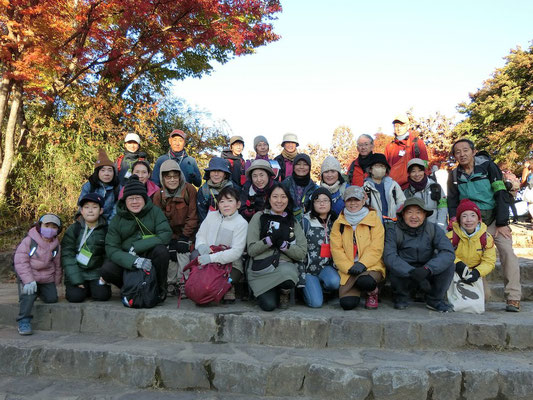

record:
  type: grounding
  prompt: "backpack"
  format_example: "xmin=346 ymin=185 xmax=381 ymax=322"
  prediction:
xmin=450 ymin=230 xmax=487 ymax=251
xmin=121 ymin=268 xmax=160 ymax=308
xmin=181 ymin=245 xmax=232 ymax=305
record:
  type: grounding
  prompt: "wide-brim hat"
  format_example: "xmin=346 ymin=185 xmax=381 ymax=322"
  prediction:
xmin=281 ymin=133 xmax=299 ymax=147
xmin=397 ymin=197 xmax=434 ymax=217
xmin=367 ymin=153 xmax=391 ymax=170
xmin=246 ymin=159 xmax=274 ymax=179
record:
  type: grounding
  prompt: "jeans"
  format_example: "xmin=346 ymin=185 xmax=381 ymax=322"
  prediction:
xmin=303 ymin=266 xmax=340 ymax=308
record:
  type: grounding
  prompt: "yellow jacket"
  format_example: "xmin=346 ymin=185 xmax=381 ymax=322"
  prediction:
xmin=446 ymin=222 xmax=496 ymax=277
xmin=331 ymin=209 xmax=385 ymax=286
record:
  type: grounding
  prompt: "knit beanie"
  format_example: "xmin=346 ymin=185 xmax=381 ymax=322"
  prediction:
xmin=456 ymin=198 xmax=482 ymax=221
xmin=254 ymin=135 xmax=269 ymax=150
xmin=321 ymin=156 xmax=342 ymax=175
xmin=122 ymin=175 xmax=148 ymax=202
xmin=94 ymin=148 xmax=114 ymax=169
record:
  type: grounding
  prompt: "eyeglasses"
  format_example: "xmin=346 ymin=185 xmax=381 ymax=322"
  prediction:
xmin=357 ymin=143 xmax=372 ymax=148
xmin=314 ymin=199 xmax=330 ymax=204
xmin=164 ymin=174 xmax=180 ymax=181
xmin=126 ymin=195 xmax=144 ymax=202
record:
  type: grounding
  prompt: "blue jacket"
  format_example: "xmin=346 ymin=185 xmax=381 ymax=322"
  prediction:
xmin=78 ymin=181 xmax=118 ymax=222
xmin=196 ymin=180 xmax=234 ymax=224
xmin=152 ymin=151 xmax=201 ymax=187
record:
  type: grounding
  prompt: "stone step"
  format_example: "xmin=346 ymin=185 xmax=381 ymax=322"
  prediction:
xmin=1 ymin=326 xmax=532 ymax=400
xmin=486 ymin=282 xmax=533 ymax=302
xmin=485 ymin=258 xmax=533 ymax=282
xmin=1 ymin=299 xmax=532 ymax=351
xmin=0 ymin=374 xmax=287 ymax=400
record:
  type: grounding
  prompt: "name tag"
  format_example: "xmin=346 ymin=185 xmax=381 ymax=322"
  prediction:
xmin=76 ymin=248 xmax=93 ymax=266
xmin=124 ymin=170 xmax=132 ymax=179
xmin=398 ymin=150 xmax=406 ymax=157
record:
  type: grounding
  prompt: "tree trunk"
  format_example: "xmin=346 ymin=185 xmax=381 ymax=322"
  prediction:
xmin=0 ymin=82 xmax=22 ymax=203
xmin=0 ymin=75 xmax=13 ymax=165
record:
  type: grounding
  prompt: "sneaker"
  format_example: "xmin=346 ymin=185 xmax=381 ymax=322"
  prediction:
xmin=394 ymin=300 xmax=409 ymax=310
xmin=223 ymin=286 xmax=236 ymax=304
xmin=279 ymin=288 xmax=291 ymax=310
xmin=178 ymin=282 xmax=187 ymax=299
xmin=506 ymin=300 xmax=520 ymax=312
xmin=18 ymin=318 xmax=32 ymax=336
xmin=426 ymin=300 xmax=453 ymax=313
xmin=365 ymin=288 xmax=379 ymax=310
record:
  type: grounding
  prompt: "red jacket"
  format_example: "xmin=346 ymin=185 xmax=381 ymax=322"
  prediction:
xmin=385 ymin=131 xmax=428 ymax=167
xmin=348 ymin=158 xmax=368 ymax=186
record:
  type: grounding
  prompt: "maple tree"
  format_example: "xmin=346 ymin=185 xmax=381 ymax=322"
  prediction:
xmin=0 ymin=0 xmax=281 ymax=206
xmin=455 ymin=43 xmax=533 ymax=171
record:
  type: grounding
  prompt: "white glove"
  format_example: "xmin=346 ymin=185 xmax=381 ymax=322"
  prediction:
xmin=22 ymin=281 xmax=37 ymax=295
xmin=196 ymin=244 xmax=210 ymax=255
xmin=129 ymin=246 xmax=137 ymax=256
xmin=134 ymin=257 xmax=152 ymax=272
xmin=198 ymin=254 xmax=211 ymax=265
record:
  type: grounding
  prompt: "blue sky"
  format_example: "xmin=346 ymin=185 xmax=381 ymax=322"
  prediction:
xmin=172 ymin=0 xmax=533 ymax=150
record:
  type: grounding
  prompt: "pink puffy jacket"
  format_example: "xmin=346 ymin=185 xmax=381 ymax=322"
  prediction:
xmin=14 ymin=227 xmax=62 ymax=285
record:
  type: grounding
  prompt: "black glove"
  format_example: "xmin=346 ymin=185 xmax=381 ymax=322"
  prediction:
xmin=409 ymin=267 xmax=430 ymax=282
xmin=348 ymin=262 xmax=366 ymax=276
xmin=176 ymin=236 xmax=190 ymax=254
xmin=463 ymin=268 xmax=480 ymax=284
xmin=168 ymin=239 xmax=179 ymax=262
xmin=455 ymin=261 xmax=469 ymax=277
xmin=270 ymin=228 xmax=287 ymax=248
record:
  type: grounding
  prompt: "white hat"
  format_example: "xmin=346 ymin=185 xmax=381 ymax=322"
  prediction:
xmin=124 ymin=133 xmax=141 ymax=144
xmin=281 ymin=133 xmax=299 ymax=146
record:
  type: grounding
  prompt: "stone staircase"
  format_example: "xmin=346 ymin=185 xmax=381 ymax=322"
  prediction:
xmin=1 ymin=282 xmax=533 ymax=399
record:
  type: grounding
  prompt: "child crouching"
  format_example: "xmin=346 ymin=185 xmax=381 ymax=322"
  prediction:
xmin=61 ymin=193 xmax=112 ymax=303
xmin=14 ymin=214 xmax=62 ymax=335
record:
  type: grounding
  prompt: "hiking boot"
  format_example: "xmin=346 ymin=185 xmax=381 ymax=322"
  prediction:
xmin=279 ymin=288 xmax=291 ymax=310
xmin=426 ymin=300 xmax=453 ymax=313
xmin=178 ymin=282 xmax=187 ymax=299
xmin=223 ymin=286 xmax=236 ymax=304
xmin=365 ymin=288 xmax=379 ymax=310
xmin=506 ymin=300 xmax=520 ymax=312
xmin=18 ymin=318 xmax=32 ymax=336
xmin=167 ymin=283 xmax=177 ymax=297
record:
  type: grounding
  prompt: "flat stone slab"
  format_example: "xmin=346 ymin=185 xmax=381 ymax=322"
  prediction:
xmin=1 ymin=327 xmax=533 ymax=400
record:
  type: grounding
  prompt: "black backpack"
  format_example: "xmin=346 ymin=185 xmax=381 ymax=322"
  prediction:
xmin=120 ymin=269 xmax=159 ymax=309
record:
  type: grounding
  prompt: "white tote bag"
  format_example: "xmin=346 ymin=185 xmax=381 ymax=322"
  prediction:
xmin=447 ymin=272 xmax=485 ymax=314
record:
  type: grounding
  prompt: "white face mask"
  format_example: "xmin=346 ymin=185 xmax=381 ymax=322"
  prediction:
xmin=372 ymin=166 xmax=387 ymax=179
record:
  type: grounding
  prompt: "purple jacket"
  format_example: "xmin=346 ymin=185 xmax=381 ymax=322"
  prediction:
xmin=14 ymin=227 xmax=62 ymax=285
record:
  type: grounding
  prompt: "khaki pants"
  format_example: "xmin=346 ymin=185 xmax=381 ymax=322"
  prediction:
xmin=487 ymin=222 xmax=521 ymax=301
xmin=167 ymin=252 xmax=191 ymax=284
xmin=339 ymin=270 xmax=383 ymax=298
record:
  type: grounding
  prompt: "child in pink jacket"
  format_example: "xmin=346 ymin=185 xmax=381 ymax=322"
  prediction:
xmin=14 ymin=214 xmax=62 ymax=335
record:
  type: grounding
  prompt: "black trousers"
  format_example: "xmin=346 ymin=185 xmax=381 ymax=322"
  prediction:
xmin=101 ymin=244 xmax=169 ymax=293
xmin=256 ymin=280 xmax=294 ymax=311
xmin=389 ymin=264 xmax=455 ymax=303
xmin=65 ymin=279 xmax=112 ymax=303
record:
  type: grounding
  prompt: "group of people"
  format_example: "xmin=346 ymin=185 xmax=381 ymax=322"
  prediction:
xmin=13 ymin=114 xmax=523 ymax=336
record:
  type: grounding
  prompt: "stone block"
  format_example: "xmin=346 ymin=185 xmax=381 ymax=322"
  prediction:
xmin=37 ymin=347 xmax=106 ymax=380
xmin=466 ymin=323 xmax=506 ymax=348
xmin=371 ymin=367 xmax=429 ymax=400
xmin=265 ymin=360 xmax=307 ymax=396
xmin=328 ymin=317 xmax=382 ymax=348
xmin=104 ymin=351 xmax=157 ymax=388
xmin=157 ymin=358 xmax=210 ymax=390
xmin=137 ymin=311 xmax=217 ymax=342
xmin=80 ymin=305 xmax=139 ymax=338
xmin=211 ymin=358 xmax=268 ymax=396
xmin=506 ymin=323 xmax=533 ymax=349
xmin=419 ymin=321 xmax=467 ymax=349
xmin=0 ymin=345 xmax=40 ymax=375
xmin=427 ymin=366 xmax=462 ymax=400
xmin=49 ymin=304 xmax=82 ymax=332
xmin=260 ymin=314 xmax=329 ymax=348
xmin=31 ymin=304 xmax=52 ymax=331
xmin=218 ymin=313 xmax=264 ymax=345
xmin=304 ymin=363 xmax=371 ymax=400
xmin=499 ymin=368 xmax=533 ymax=399
xmin=463 ymin=369 xmax=499 ymax=400
xmin=383 ymin=321 xmax=420 ymax=349
xmin=0 ymin=304 xmax=18 ymax=326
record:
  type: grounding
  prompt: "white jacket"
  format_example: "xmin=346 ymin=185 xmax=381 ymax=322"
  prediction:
xmin=195 ymin=210 xmax=248 ymax=271
xmin=363 ymin=176 xmax=406 ymax=220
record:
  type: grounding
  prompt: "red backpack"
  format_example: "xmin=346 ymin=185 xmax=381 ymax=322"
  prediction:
xmin=181 ymin=245 xmax=232 ymax=305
